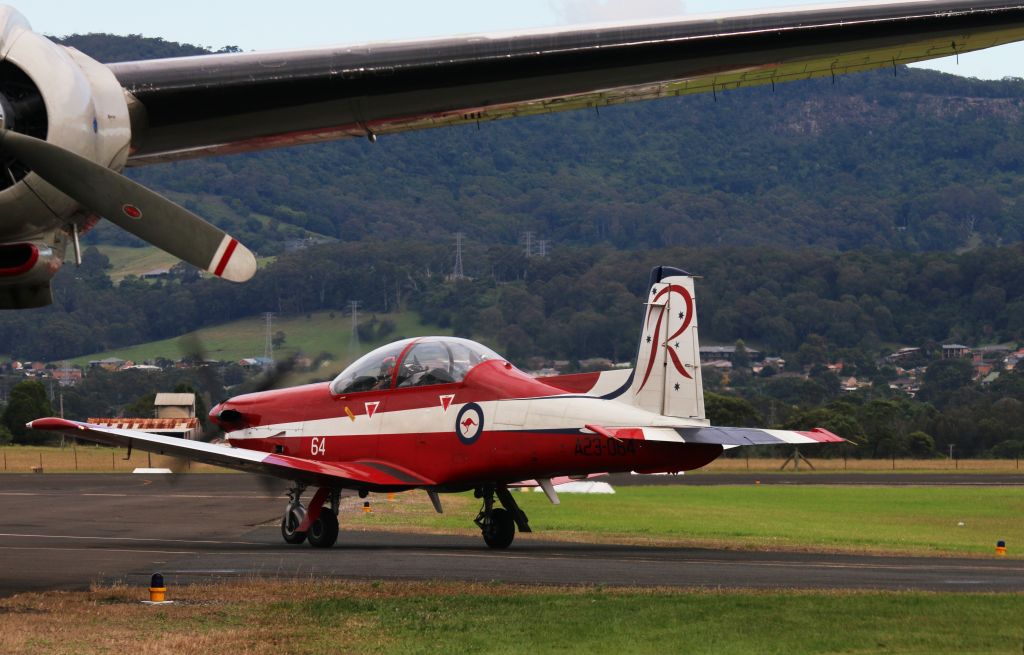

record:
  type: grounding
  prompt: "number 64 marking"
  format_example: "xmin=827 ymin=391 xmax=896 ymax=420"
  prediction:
xmin=310 ymin=437 xmax=326 ymax=457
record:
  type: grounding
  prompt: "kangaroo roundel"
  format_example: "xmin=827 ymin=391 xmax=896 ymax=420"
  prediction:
xmin=455 ymin=403 xmax=484 ymax=444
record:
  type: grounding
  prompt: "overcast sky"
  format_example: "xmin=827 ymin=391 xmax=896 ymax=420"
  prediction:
xmin=10 ymin=0 xmax=1024 ymax=80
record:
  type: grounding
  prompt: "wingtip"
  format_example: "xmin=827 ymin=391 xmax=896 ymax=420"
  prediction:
xmin=219 ymin=241 xmax=258 ymax=282
xmin=207 ymin=236 xmax=258 ymax=282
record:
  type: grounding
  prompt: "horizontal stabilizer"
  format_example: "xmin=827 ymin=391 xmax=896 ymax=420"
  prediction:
xmin=588 ymin=425 xmax=843 ymax=446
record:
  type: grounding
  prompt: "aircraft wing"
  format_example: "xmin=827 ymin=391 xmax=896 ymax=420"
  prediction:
xmin=113 ymin=1 xmax=1024 ymax=164
xmin=28 ymin=417 xmax=435 ymax=489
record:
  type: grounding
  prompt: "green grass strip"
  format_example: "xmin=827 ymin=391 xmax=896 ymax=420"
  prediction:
xmin=275 ymin=590 xmax=1024 ymax=655
xmin=362 ymin=486 xmax=1024 ymax=557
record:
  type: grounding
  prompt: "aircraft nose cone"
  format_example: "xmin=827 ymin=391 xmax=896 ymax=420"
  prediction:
xmin=209 ymin=403 xmax=224 ymax=424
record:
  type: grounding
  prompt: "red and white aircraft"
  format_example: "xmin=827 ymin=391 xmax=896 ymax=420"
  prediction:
xmin=32 ymin=267 xmax=842 ymax=549
xmin=1 ymin=2 xmax=1024 ymax=307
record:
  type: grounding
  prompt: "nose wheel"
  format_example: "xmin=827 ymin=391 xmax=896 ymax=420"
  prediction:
xmin=281 ymin=485 xmax=341 ymax=548
xmin=474 ymin=485 xmax=531 ymax=549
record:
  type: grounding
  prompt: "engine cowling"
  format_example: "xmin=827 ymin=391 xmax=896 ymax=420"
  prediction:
xmin=0 ymin=5 xmax=131 ymax=241
xmin=0 ymin=239 xmax=63 ymax=308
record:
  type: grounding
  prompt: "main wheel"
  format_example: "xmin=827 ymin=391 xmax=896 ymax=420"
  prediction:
xmin=481 ymin=507 xmax=515 ymax=549
xmin=308 ymin=510 xmax=339 ymax=548
xmin=281 ymin=505 xmax=307 ymax=545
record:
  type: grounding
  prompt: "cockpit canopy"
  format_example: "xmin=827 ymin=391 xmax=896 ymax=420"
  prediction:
xmin=329 ymin=337 xmax=502 ymax=395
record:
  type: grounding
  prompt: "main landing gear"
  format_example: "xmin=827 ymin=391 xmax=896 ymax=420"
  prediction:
xmin=281 ymin=484 xmax=340 ymax=548
xmin=474 ymin=485 xmax=531 ymax=549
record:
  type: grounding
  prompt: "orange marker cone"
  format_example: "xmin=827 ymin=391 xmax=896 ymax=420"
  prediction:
xmin=148 ymin=573 xmax=166 ymax=603
xmin=387 ymin=492 xmax=395 ymax=502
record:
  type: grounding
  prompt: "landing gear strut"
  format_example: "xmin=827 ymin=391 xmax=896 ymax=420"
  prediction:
xmin=281 ymin=484 xmax=341 ymax=548
xmin=474 ymin=485 xmax=531 ymax=549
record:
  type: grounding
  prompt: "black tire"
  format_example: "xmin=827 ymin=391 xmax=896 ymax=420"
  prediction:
xmin=482 ymin=507 xmax=516 ymax=549
xmin=281 ymin=506 xmax=307 ymax=545
xmin=308 ymin=510 xmax=339 ymax=548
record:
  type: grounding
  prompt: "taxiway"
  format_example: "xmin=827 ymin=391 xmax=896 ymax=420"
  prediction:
xmin=2 ymin=474 xmax=1022 ymax=597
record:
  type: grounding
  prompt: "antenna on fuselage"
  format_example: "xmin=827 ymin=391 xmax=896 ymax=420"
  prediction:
xmin=347 ymin=300 xmax=362 ymax=365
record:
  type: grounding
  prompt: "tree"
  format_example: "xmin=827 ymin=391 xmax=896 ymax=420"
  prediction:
xmin=2 ymin=380 xmax=53 ymax=444
xmin=733 ymin=340 xmax=750 ymax=367
xmin=918 ymin=359 xmax=974 ymax=406
xmin=906 ymin=431 xmax=937 ymax=458
xmin=705 ymin=392 xmax=763 ymax=427
xmin=174 ymin=382 xmax=209 ymax=429
xmin=124 ymin=393 xmax=156 ymax=418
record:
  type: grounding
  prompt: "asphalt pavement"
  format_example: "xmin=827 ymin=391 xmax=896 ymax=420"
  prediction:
xmin=2 ymin=473 xmax=1023 ymax=597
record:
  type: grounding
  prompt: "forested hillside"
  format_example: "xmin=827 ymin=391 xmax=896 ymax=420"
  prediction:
xmin=54 ymin=34 xmax=1024 ymax=255
xmin=4 ymin=241 xmax=1023 ymax=363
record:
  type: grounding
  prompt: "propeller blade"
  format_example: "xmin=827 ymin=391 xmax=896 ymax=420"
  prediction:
xmin=0 ymin=129 xmax=257 ymax=282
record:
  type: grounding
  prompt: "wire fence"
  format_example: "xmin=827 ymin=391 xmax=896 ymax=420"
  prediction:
xmin=0 ymin=446 xmax=223 ymax=473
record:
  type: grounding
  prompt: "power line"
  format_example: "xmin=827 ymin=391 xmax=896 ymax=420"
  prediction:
xmin=452 ymin=232 xmax=465 ymax=280
xmin=262 ymin=312 xmax=274 ymax=370
xmin=522 ymin=231 xmax=535 ymax=258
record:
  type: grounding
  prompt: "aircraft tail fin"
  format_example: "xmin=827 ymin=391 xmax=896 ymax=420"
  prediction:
xmin=617 ymin=266 xmax=705 ymax=421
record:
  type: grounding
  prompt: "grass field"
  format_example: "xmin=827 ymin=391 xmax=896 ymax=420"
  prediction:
xmin=344 ymin=484 xmax=1024 ymax=558
xmin=2 ymin=580 xmax=1022 ymax=654
xmin=68 ymin=310 xmax=449 ymax=369
xmin=94 ymin=246 xmax=181 ymax=283
xmin=0 ymin=445 xmax=224 ymax=473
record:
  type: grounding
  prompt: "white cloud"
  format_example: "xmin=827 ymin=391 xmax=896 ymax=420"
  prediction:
xmin=550 ymin=0 xmax=687 ymax=24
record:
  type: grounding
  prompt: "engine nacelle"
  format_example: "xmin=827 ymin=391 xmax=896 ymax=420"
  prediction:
xmin=0 ymin=238 xmax=64 ymax=308
xmin=0 ymin=6 xmax=131 ymax=241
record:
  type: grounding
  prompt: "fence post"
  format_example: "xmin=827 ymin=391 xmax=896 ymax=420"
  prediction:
xmin=73 ymin=445 xmax=78 ymax=471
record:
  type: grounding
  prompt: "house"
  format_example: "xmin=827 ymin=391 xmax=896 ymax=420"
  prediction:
xmin=698 ymin=346 xmax=761 ymax=363
xmin=886 ymin=347 xmax=921 ymax=363
xmin=52 ymin=369 xmax=83 ymax=387
xmin=239 ymin=357 xmax=274 ymax=369
xmin=889 ymin=378 xmax=920 ymax=397
xmin=942 ymin=344 xmax=971 ymax=359
xmin=154 ymin=393 xmax=196 ymax=419
xmin=89 ymin=357 xmax=126 ymax=371
xmin=701 ymin=359 xmax=733 ymax=370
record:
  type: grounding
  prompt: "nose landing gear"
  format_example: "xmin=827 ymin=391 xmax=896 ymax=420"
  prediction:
xmin=474 ymin=485 xmax=531 ymax=549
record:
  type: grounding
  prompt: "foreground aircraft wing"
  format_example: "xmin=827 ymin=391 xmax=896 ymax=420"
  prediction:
xmin=28 ymin=418 xmax=434 ymax=489
xmin=113 ymin=1 xmax=1024 ymax=164
xmin=590 ymin=425 xmax=844 ymax=446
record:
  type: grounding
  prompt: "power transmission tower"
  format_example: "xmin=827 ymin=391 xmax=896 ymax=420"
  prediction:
xmin=536 ymin=239 xmax=550 ymax=258
xmin=263 ymin=312 xmax=274 ymax=370
xmin=347 ymin=300 xmax=362 ymax=364
xmin=452 ymin=232 xmax=465 ymax=280
xmin=522 ymin=231 xmax=535 ymax=258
